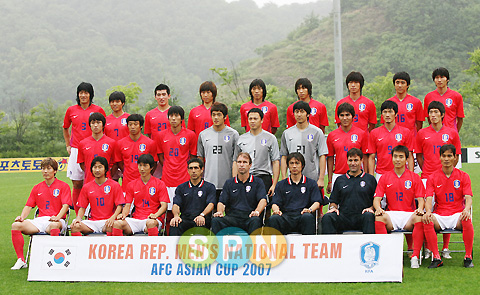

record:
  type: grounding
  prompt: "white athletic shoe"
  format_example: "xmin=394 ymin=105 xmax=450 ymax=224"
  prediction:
xmin=442 ymin=248 xmax=452 ymax=259
xmin=424 ymin=249 xmax=432 ymax=259
xmin=410 ymin=256 xmax=420 ymax=269
xmin=11 ymin=258 xmax=27 ymax=270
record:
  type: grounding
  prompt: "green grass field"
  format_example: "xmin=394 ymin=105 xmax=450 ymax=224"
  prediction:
xmin=1 ymin=166 xmax=478 ymax=294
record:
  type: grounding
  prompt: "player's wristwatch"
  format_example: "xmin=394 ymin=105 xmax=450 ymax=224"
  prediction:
xmin=199 ymin=213 xmax=205 ymax=217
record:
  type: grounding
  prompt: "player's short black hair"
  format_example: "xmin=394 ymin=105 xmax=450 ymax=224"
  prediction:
xmin=432 ymin=67 xmax=450 ymax=81
xmin=293 ymin=101 xmax=311 ymax=117
xmin=237 ymin=152 xmax=252 ymax=164
xmin=137 ymin=154 xmax=155 ymax=169
xmin=440 ymin=144 xmax=456 ymax=155
xmin=347 ymin=148 xmax=363 ymax=159
xmin=337 ymin=102 xmax=355 ymax=117
xmin=393 ymin=72 xmax=410 ymax=86
xmin=127 ymin=114 xmax=144 ymax=127
xmin=109 ymin=91 xmax=126 ymax=104
xmin=248 ymin=107 xmax=264 ymax=120
xmin=286 ymin=152 xmax=305 ymax=171
xmin=249 ymin=79 xmax=267 ymax=102
xmin=89 ymin=112 xmax=106 ymax=127
xmin=381 ymin=100 xmax=398 ymax=114
xmin=76 ymin=82 xmax=94 ymax=106
xmin=168 ymin=105 xmax=185 ymax=120
xmin=90 ymin=156 xmax=109 ymax=176
xmin=154 ymin=84 xmax=170 ymax=95
xmin=392 ymin=145 xmax=409 ymax=159
xmin=187 ymin=157 xmax=204 ymax=169
xmin=41 ymin=157 xmax=58 ymax=172
xmin=199 ymin=81 xmax=217 ymax=101
xmin=428 ymin=101 xmax=445 ymax=117
xmin=295 ymin=78 xmax=312 ymax=97
xmin=346 ymin=71 xmax=364 ymax=90
xmin=210 ymin=102 xmax=228 ymax=117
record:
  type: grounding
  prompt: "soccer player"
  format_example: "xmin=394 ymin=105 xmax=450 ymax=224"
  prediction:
xmin=280 ymin=101 xmax=327 ymax=191
xmin=326 ymin=102 xmax=369 ymax=194
xmin=240 ymin=79 xmax=280 ymax=134
xmin=286 ymin=78 xmax=329 ymax=133
xmin=170 ymin=158 xmax=216 ymax=236
xmin=187 ymin=81 xmax=230 ymax=136
xmin=424 ymin=67 xmax=464 ymax=131
xmin=423 ymin=144 xmax=474 ymax=268
xmin=71 ymin=157 xmax=124 ymax=235
xmin=10 ymin=158 xmax=71 ymax=270
xmin=112 ymin=154 xmax=169 ymax=236
xmin=266 ymin=152 xmax=322 ymax=235
xmin=372 ymin=145 xmax=434 ymax=269
xmin=335 ymin=71 xmax=377 ymax=132
xmin=63 ymin=82 xmax=106 ymax=213
xmin=197 ymin=102 xmax=239 ymax=199
xmin=77 ymin=112 xmax=116 ymax=185
xmin=105 ymin=91 xmax=130 ymax=141
xmin=211 ymin=153 xmax=267 ymax=235
xmin=322 ymin=148 xmax=377 ymax=234
xmin=114 ymin=114 xmax=158 ymax=190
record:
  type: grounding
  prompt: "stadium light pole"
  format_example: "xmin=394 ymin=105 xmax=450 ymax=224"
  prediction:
xmin=333 ymin=0 xmax=343 ymax=102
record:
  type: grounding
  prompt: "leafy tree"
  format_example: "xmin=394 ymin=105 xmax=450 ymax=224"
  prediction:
xmin=105 ymin=82 xmax=143 ymax=113
xmin=362 ymin=72 xmax=396 ymax=126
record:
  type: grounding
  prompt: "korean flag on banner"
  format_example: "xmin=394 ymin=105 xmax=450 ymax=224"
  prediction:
xmin=43 ymin=247 xmax=76 ymax=269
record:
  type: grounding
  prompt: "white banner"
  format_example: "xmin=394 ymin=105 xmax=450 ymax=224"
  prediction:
xmin=28 ymin=234 xmax=403 ymax=283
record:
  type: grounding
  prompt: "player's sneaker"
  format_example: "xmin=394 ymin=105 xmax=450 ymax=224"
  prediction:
xmin=11 ymin=258 xmax=27 ymax=270
xmin=442 ymin=248 xmax=452 ymax=259
xmin=424 ymin=249 xmax=432 ymax=259
xmin=428 ymin=258 xmax=443 ymax=269
xmin=464 ymin=258 xmax=474 ymax=268
xmin=410 ymin=256 xmax=420 ymax=269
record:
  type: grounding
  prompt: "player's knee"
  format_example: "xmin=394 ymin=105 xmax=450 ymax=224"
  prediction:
xmin=146 ymin=219 xmax=158 ymax=228
xmin=11 ymin=222 xmax=22 ymax=231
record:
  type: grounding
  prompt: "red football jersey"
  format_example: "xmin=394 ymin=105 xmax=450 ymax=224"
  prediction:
xmin=77 ymin=135 xmax=117 ymax=184
xmin=375 ymin=170 xmax=424 ymax=212
xmin=77 ymin=178 xmax=125 ymax=220
xmin=144 ymin=107 xmax=185 ymax=141
xmin=424 ymin=88 xmax=464 ymax=131
xmin=380 ymin=94 xmax=424 ymax=132
xmin=327 ymin=126 xmax=369 ymax=174
xmin=26 ymin=179 xmax=71 ymax=217
xmin=426 ymin=168 xmax=472 ymax=216
xmin=125 ymin=176 xmax=169 ymax=219
xmin=240 ymin=101 xmax=280 ymax=133
xmin=105 ymin=113 xmax=130 ymax=141
xmin=187 ymin=104 xmax=231 ymax=136
xmin=63 ymin=104 xmax=106 ymax=148
xmin=335 ymin=96 xmax=377 ymax=132
xmin=286 ymin=98 xmax=329 ymax=129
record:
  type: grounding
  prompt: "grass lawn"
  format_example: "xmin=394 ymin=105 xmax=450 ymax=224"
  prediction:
xmin=0 ymin=165 xmax=478 ymax=294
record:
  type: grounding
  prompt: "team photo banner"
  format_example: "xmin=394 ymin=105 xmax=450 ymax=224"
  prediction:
xmin=28 ymin=232 xmax=403 ymax=283
xmin=0 ymin=157 xmax=68 ymax=173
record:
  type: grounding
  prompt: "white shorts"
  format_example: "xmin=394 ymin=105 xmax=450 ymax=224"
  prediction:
xmin=125 ymin=217 xmax=162 ymax=234
xmin=166 ymin=187 xmax=176 ymax=210
xmin=67 ymin=147 xmax=85 ymax=181
xmin=82 ymin=220 xmax=107 ymax=233
xmin=433 ymin=212 xmax=462 ymax=230
xmin=386 ymin=211 xmax=413 ymax=231
xmin=30 ymin=216 xmax=67 ymax=234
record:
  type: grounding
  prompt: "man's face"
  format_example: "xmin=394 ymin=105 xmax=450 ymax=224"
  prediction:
xmin=92 ymin=162 xmax=106 ymax=178
xmin=348 ymin=81 xmax=361 ymax=95
xmin=236 ymin=155 xmax=252 ymax=175
xmin=288 ymin=157 xmax=303 ymax=176
xmin=339 ymin=111 xmax=353 ymax=127
xmin=294 ymin=108 xmax=308 ymax=124
xmin=188 ymin=162 xmax=203 ymax=181
xmin=347 ymin=155 xmax=362 ymax=173
xmin=394 ymin=79 xmax=409 ymax=95
xmin=168 ymin=113 xmax=182 ymax=129
xmin=392 ymin=151 xmax=407 ymax=169
xmin=251 ymin=86 xmax=263 ymax=101
xmin=110 ymin=99 xmax=124 ymax=113
xmin=90 ymin=120 xmax=104 ymax=135
xmin=296 ymin=85 xmax=309 ymax=100
xmin=211 ymin=111 xmax=225 ymax=127
xmin=428 ymin=108 xmax=444 ymax=124
xmin=248 ymin=112 xmax=263 ymax=131
xmin=440 ymin=150 xmax=456 ymax=168
xmin=201 ymin=91 xmax=213 ymax=104
xmin=78 ymin=90 xmax=91 ymax=105
xmin=42 ymin=165 xmax=56 ymax=181
xmin=434 ymin=75 xmax=449 ymax=89
xmin=155 ymin=90 xmax=170 ymax=107
xmin=382 ymin=109 xmax=396 ymax=124
xmin=138 ymin=162 xmax=152 ymax=178
xmin=128 ymin=121 xmax=142 ymax=136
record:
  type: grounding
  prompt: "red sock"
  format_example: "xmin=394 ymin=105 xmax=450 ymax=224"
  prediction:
xmin=148 ymin=227 xmax=159 ymax=236
xmin=11 ymin=230 xmax=25 ymax=261
xmin=112 ymin=228 xmax=123 ymax=236
xmin=424 ymin=222 xmax=440 ymax=259
xmin=412 ymin=222 xmax=424 ymax=258
xmin=50 ymin=228 xmax=60 ymax=236
xmin=405 ymin=234 xmax=413 ymax=250
xmin=442 ymin=233 xmax=451 ymax=249
xmin=375 ymin=221 xmax=387 ymax=234
xmin=72 ymin=188 xmax=82 ymax=214
xmin=106 ymin=232 xmax=112 ymax=236
xmin=71 ymin=232 xmax=82 ymax=236
xmin=462 ymin=220 xmax=474 ymax=258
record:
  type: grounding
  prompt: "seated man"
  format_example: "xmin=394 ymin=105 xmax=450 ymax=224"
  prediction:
xmin=10 ymin=158 xmax=71 ymax=270
xmin=322 ymin=148 xmax=377 ymax=234
xmin=112 ymin=154 xmax=169 ymax=236
xmin=266 ymin=152 xmax=323 ymax=235
xmin=423 ymin=144 xmax=474 ymax=268
xmin=170 ymin=158 xmax=216 ymax=236
xmin=211 ymin=152 xmax=267 ymax=235
xmin=71 ymin=156 xmax=124 ymax=236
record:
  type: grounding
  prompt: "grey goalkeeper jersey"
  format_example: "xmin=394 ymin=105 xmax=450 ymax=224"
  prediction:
xmin=197 ymin=126 xmax=239 ymax=189
xmin=280 ymin=124 xmax=328 ymax=180
xmin=234 ymin=130 xmax=280 ymax=176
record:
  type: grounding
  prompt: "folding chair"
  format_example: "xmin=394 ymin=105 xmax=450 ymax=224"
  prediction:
xmin=437 ymin=208 xmax=473 ymax=257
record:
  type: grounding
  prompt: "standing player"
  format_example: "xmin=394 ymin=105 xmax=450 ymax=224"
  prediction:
xmin=423 ymin=144 xmax=474 ymax=268
xmin=112 ymin=154 xmax=169 ymax=236
xmin=10 ymin=158 xmax=71 ymax=270
xmin=170 ymin=158 xmax=216 ymax=236
xmin=424 ymin=67 xmax=464 ymax=131
xmin=197 ymin=102 xmax=239 ymax=199
xmin=335 ymin=71 xmax=377 ymax=132
xmin=240 ymin=79 xmax=280 ymax=134
xmin=326 ymin=103 xmax=369 ymax=194
xmin=63 ymin=82 xmax=106 ymax=212
xmin=105 ymin=91 xmax=130 ymax=141
xmin=187 ymin=81 xmax=230 ymax=136
xmin=114 ymin=114 xmax=158 ymax=190
xmin=71 ymin=157 xmax=124 ymax=236
xmin=286 ymin=78 xmax=329 ymax=133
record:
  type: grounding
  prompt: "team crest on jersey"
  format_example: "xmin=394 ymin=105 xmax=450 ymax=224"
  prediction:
xmin=260 ymin=139 xmax=268 ymax=146
xmin=179 ymin=137 xmax=187 ymax=145
xmin=360 ymin=181 xmax=366 ymax=187
xmin=441 ymin=134 xmax=449 ymax=142
xmin=311 ymin=108 xmax=317 ymax=115
xmin=351 ymin=134 xmax=358 ymax=143
xmin=104 ymin=185 xmax=111 ymax=194
xmin=198 ymin=191 xmax=203 ymax=197
xmin=301 ymin=187 xmax=306 ymax=194
xmin=224 ymin=135 xmax=231 ymax=142
xmin=121 ymin=118 xmax=127 ymax=125
xmin=53 ymin=189 xmax=60 ymax=197
xmin=454 ymin=180 xmax=461 ymax=189
xmin=307 ymin=134 xmax=314 ymax=142
xmin=404 ymin=180 xmax=412 ymax=189
xmin=395 ymin=134 xmax=403 ymax=142
xmin=101 ymin=143 xmax=109 ymax=152
xmin=445 ymin=98 xmax=453 ymax=107
xmin=359 ymin=103 xmax=366 ymax=112
xmin=139 ymin=143 xmax=147 ymax=152
xmin=406 ymin=103 xmax=414 ymax=111
xmin=261 ymin=106 xmax=268 ymax=113
xmin=149 ymin=187 xmax=156 ymax=196
xmin=246 ymin=186 xmax=251 ymax=193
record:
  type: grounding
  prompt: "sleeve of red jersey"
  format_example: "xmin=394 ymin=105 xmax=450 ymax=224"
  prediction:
xmin=326 ymin=133 xmax=335 ymax=157
xmin=368 ymin=100 xmax=378 ymax=124
xmin=156 ymin=132 xmax=165 ymax=156
xmin=97 ymin=106 xmax=106 ymax=117
xmin=125 ymin=181 xmax=134 ymax=204
xmin=373 ymin=175 xmax=385 ymax=199
xmin=149 ymin=140 xmax=159 ymax=161
xmin=108 ymin=140 xmax=117 ymax=166
xmin=60 ymin=182 xmax=73 ymax=206
xmin=240 ymin=104 xmax=248 ymax=128
xmin=334 ymin=101 xmax=340 ymax=124
xmin=425 ymin=176 xmax=435 ymax=198
xmin=144 ymin=113 xmax=152 ymax=135
xmin=187 ymin=110 xmax=196 ymax=132
xmin=405 ymin=129 xmax=415 ymax=151
xmin=189 ymin=131 xmax=198 ymax=156
xmin=158 ymin=181 xmax=170 ymax=203
xmin=25 ymin=185 xmax=38 ymax=208
xmin=367 ymin=130 xmax=377 ymax=154
xmin=113 ymin=139 xmax=123 ymax=164
xmin=361 ymin=130 xmax=369 ymax=154
xmin=113 ymin=183 xmax=126 ymax=206
xmin=62 ymin=107 xmax=72 ymax=129
xmin=415 ymin=99 xmax=425 ymax=122
xmin=319 ymin=103 xmax=329 ymax=127
xmin=270 ymin=104 xmax=280 ymax=128
xmin=423 ymin=95 xmax=431 ymax=119
xmin=415 ymin=131 xmax=424 ymax=154
xmin=413 ymin=174 xmax=426 ymax=199
xmin=225 ymin=115 xmax=231 ymax=127
xmin=456 ymin=92 xmax=465 ymax=118
xmin=462 ymin=172 xmax=473 ymax=196
xmin=453 ymin=132 xmax=462 ymax=154
xmin=77 ymin=142 xmax=85 ymax=164
xmin=286 ymin=104 xmax=295 ymax=128
xmin=77 ymin=187 xmax=89 ymax=208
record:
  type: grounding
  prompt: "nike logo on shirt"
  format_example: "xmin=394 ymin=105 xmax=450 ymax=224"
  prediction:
xmin=343 ymin=185 xmax=348 ymax=189
xmin=233 ymin=189 xmax=238 ymax=193
xmin=134 ymin=191 xmax=140 ymax=194
xmin=387 ymin=184 xmax=393 ymax=187
xmin=85 ymin=147 xmax=91 ymax=150
xmin=196 ymin=114 xmax=201 ymax=117
xmin=437 ymin=185 xmax=442 ymax=188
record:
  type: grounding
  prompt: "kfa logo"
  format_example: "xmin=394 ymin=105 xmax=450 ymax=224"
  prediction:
xmin=442 ymin=134 xmax=450 ymax=142
xmin=405 ymin=180 xmax=412 ymax=189
xmin=121 ymin=118 xmax=127 ymax=126
xmin=139 ymin=143 xmax=147 ymax=152
xmin=307 ymin=134 xmax=314 ymax=142
xmin=351 ymin=134 xmax=358 ymax=143
xmin=406 ymin=103 xmax=414 ymax=111
xmin=224 ymin=135 xmax=231 ymax=142
xmin=179 ymin=137 xmax=187 ymax=145
xmin=311 ymin=107 xmax=317 ymax=115
xmin=445 ymin=98 xmax=453 ymax=107
xmin=260 ymin=139 xmax=268 ymax=146
xmin=149 ymin=187 xmax=156 ymax=196
xmin=198 ymin=190 xmax=203 ymax=197
xmin=102 ymin=143 xmax=109 ymax=152
xmin=395 ymin=133 xmax=402 ymax=142
xmin=45 ymin=248 xmax=74 ymax=269
xmin=360 ymin=242 xmax=380 ymax=269
xmin=261 ymin=106 xmax=268 ymax=114
xmin=360 ymin=181 xmax=366 ymax=187
xmin=53 ymin=189 xmax=60 ymax=198
xmin=246 ymin=185 xmax=251 ymax=193
xmin=454 ymin=180 xmax=461 ymax=189
xmin=358 ymin=103 xmax=366 ymax=112
xmin=301 ymin=187 xmax=306 ymax=194
xmin=104 ymin=185 xmax=111 ymax=194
